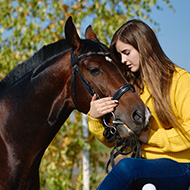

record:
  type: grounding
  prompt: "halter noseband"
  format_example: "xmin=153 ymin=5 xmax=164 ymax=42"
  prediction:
xmin=102 ymin=84 xmax=135 ymax=135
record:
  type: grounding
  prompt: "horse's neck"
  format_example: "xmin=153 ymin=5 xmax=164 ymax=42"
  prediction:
xmin=0 ymin=55 xmax=75 ymax=188
xmin=0 ymin=54 xmax=74 ymax=157
xmin=29 ymin=53 xmax=74 ymax=128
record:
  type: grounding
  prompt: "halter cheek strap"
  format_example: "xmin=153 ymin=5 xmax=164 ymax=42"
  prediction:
xmin=71 ymin=48 xmax=106 ymax=111
xmin=71 ymin=64 xmax=98 ymax=111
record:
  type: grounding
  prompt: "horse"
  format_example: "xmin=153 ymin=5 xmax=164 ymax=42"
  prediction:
xmin=0 ymin=16 xmax=150 ymax=189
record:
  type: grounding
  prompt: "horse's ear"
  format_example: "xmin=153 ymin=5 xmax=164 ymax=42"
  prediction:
xmin=85 ymin=25 xmax=100 ymax=42
xmin=65 ymin=16 xmax=81 ymax=49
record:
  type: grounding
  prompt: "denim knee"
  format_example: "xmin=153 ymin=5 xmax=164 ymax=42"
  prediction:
xmin=113 ymin=158 xmax=141 ymax=180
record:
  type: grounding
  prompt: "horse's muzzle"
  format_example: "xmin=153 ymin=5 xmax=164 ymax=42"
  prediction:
xmin=120 ymin=105 xmax=151 ymax=137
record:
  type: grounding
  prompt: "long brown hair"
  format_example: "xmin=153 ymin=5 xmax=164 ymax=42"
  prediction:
xmin=110 ymin=19 xmax=178 ymax=128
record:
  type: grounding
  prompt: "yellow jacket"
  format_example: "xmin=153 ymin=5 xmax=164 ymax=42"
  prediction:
xmin=87 ymin=66 xmax=190 ymax=163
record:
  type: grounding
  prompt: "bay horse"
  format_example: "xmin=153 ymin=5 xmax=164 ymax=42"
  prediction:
xmin=0 ymin=17 xmax=149 ymax=189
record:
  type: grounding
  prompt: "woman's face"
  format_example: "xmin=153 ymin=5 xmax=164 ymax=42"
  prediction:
xmin=116 ymin=40 xmax=140 ymax=72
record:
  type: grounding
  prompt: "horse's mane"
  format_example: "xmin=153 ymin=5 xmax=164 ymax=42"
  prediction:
xmin=0 ymin=39 xmax=71 ymax=90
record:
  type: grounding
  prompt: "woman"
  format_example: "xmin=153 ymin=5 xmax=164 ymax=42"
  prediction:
xmin=87 ymin=19 xmax=190 ymax=190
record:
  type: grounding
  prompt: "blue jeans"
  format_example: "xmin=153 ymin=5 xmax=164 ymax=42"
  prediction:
xmin=97 ymin=158 xmax=190 ymax=190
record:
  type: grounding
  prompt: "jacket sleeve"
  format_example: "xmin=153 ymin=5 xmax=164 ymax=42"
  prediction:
xmin=87 ymin=113 xmax=115 ymax=148
xmin=148 ymin=70 xmax=190 ymax=152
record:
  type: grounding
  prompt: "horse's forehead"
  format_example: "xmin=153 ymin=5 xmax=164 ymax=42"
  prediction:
xmin=82 ymin=39 xmax=108 ymax=52
xmin=84 ymin=55 xmax=110 ymax=64
xmin=82 ymin=57 xmax=117 ymax=74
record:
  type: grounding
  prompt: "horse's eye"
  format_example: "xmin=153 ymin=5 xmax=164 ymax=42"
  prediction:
xmin=89 ymin=67 xmax=101 ymax=76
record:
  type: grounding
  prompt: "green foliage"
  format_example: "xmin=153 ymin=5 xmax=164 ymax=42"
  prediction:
xmin=0 ymin=0 xmax=174 ymax=78
xmin=40 ymin=112 xmax=83 ymax=190
xmin=0 ymin=0 xmax=174 ymax=189
xmin=40 ymin=111 xmax=106 ymax=190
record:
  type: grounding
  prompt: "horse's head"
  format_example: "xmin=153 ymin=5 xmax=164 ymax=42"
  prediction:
xmin=65 ymin=17 xmax=150 ymax=139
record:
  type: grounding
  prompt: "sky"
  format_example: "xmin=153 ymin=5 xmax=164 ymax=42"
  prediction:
xmin=146 ymin=0 xmax=190 ymax=72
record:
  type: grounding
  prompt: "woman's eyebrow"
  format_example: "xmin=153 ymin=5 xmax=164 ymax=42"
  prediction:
xmin=121 ymin=49 xmax=129 ymax=53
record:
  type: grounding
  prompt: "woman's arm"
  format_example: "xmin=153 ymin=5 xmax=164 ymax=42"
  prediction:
xmin=89 ymin=94 xmax=118 ymax=119
xmin=87 ymin=113 xmax=115 ymax=148
xmin=87 ymin=94 xmax=118 ymax=148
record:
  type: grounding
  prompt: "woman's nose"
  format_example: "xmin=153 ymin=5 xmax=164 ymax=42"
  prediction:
xmin=121 ymin=54 xmax=127 ymax=64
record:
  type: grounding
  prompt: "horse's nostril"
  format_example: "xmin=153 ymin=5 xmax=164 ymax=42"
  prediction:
xmin=132 ymin=110 xmax=144 ymax=124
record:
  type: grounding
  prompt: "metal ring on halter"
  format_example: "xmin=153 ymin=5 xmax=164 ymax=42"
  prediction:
xmin=102 ymin=112 xmax=117 ymax=134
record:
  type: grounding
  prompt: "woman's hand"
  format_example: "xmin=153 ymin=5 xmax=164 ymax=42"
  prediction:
xmin=138 ymin=130 xmax=150 ymax=144
xmin=89 ymin=94 xmax=118 ymax=119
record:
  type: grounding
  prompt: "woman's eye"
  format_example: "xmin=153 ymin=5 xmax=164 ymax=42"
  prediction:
xmin=125 ymin=52 xmax=130 ymax=55
xmin=89 ymin=67 xmax=101 ymax=76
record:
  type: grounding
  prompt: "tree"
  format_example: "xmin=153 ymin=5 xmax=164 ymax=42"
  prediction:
xmin=0 ymin=0 xmax=173 ymax=189
xmin=0 ymin=0 xmax=174 ymax=77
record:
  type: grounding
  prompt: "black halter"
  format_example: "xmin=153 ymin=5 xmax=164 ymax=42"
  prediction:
xmin=70 ymin=47 xmax=140 ymax=173
xmin=70 ymin=48 xmax=135 ymax=112
xmin=70 ymin=48 xmax=108 ymax=111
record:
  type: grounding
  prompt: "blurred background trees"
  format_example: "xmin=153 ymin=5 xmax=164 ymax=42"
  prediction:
xmin=0 ymin=0 xmax=173 ymax=189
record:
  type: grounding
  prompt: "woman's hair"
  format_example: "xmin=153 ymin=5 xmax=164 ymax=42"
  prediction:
xmin=110 ymin=19 xmax=178 ymax=128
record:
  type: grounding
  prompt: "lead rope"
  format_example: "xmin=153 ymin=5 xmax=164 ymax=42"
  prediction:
xmin=105 ymin=136 xmax=142 ymax=173
xmin=102 ymin=84 xmax=141 ymax=173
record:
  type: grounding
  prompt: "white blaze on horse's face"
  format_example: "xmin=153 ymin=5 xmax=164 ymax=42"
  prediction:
xmin=105 ymin=56 xmax=112 ymax=62
xmin=145 ymin=106 xmax=151 ymax=128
